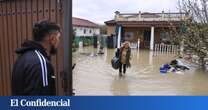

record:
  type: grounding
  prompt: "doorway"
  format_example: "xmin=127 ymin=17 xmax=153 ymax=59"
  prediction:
xmin=143 ymin=30 xmax=151 ymax=49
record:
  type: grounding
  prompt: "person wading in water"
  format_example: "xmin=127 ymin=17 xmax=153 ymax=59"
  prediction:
xmin=118 ymin=41 xmax=131 ymax=77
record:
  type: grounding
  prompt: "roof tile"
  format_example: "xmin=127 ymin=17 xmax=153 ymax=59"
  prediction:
xmin=73 ymin=17 xmax=98 ymax=28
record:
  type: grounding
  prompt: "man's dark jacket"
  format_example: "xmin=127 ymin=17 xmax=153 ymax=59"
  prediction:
xmin=12 ymin=41 xmax=56 ymax=95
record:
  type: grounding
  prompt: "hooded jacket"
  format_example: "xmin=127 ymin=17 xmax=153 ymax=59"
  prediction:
xmin=12 ymin=41 xmax=56 ymax=95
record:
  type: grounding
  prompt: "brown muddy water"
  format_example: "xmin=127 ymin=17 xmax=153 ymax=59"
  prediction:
xmin=73 ymin=46 xmax=208 ymax=96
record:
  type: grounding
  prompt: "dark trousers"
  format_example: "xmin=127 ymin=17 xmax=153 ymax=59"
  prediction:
xmin=119 ymin=64 xmax=127 ymax=73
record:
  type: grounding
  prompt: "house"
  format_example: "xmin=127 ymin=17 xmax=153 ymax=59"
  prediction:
xmin=73 ymin=17 xmax=100 ymax=46
xmin=105 ymin=11 xmax=189 ymax=50
xmin=73 ymin=17 xmax=100 ymax=37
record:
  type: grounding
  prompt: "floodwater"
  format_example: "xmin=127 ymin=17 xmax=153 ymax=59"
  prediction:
xmin=73 ymin=46 xmax=208 ymax=95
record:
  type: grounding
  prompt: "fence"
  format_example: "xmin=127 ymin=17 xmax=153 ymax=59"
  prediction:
xmin=0 ymin=0 xmax=67 ymax=96
xmin=130 ymin=43 xmax=138 ymax=49
xmin=154 ymin=44 xmax=179 ymax=54
xmin=73 ymin=36 xmax=94 ymax=47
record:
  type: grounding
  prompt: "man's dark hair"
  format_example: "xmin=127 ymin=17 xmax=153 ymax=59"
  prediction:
xmin=33 ymin=20 xmax=61 ymax=41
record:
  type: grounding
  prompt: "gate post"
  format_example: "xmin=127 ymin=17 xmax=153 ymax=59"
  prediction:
xmin=63 ymin=0 xmax=73 ymax=95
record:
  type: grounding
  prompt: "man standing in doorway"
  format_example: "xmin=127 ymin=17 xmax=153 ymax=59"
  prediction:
xmin=12 ymin=20 xmax=61 ymax=95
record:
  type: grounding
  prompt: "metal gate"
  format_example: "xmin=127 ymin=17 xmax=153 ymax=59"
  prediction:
xmin=0 ymin=0 xmax=71 ymax=96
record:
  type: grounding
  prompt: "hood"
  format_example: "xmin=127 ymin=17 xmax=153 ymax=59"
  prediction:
xmin=15 ymin=41 xmax=49 ymax=58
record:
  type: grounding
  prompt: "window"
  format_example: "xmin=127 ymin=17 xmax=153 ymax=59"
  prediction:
xmin=143 ymin=30 xmax=151 ymax=41
xmin=89 ymin=29 xmax=92 ymax=34
xmin=74 ymin=28 xmax=77 ymax=32
xmin=83 ymin=29 xmax=86 ymax=34
xmin=160 ymin=32 xmax=166 ymax=39
xmin=160 ymin=31 xmax=170 ymax=43
xmin=124 ymin=32 xmax=134 ymax=41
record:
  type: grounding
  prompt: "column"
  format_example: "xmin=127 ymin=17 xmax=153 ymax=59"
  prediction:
xmin=150 ymin=26 xmax=155 ymax=51
xmin=117 ymin=26 xmax=121 ymax=48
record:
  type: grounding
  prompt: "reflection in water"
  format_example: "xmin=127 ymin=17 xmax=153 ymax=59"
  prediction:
xmin=111 ymin=76 xmax=129 ymax=95
xmin=73 ymin=46 xmax=208 ymax=95
xmin=136 ymin=50 xmax=140 ymax=60
xmin=149 ymin=51 xmax=153 ymax=65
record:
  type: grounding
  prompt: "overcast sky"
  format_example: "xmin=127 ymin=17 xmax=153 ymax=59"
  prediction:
xmin=73 ymin=0 xmax=179 ymax=24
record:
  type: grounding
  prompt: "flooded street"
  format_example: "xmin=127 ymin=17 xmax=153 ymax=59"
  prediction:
xmin=73 ymin=46 xmax=208 ymax=95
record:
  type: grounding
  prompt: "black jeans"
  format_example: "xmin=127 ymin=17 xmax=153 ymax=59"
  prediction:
xmin=119 ymin=64 xmax=127 ymax=73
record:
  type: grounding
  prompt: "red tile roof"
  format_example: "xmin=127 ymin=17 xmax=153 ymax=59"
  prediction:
xmin=73 ymin=17 xmax=99 ymax=28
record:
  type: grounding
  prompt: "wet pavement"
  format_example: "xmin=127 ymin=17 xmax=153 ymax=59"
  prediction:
xmin=73 ymin=46 xmax=208 ymax=95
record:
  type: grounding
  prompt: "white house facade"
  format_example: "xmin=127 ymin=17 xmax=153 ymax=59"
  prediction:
xmin=73 ymin=17 xmax=100 ymax=37
xmin=73 ymin=26 xmax=100 ymax=37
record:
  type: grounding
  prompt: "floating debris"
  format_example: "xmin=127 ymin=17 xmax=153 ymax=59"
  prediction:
xmin=160 ymin=59 xmax=190 ymax=74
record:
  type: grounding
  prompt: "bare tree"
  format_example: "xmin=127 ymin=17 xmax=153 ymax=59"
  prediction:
xmin=176 ymin=0 xmax=208 ymax=67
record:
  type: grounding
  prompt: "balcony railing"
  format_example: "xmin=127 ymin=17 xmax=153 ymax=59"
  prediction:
xmin=115 ymin=12 xmax=189 ymax=22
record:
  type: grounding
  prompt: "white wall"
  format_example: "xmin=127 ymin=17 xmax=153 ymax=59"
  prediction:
xmin=73 ymin=26 xmax=100 ymax=37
